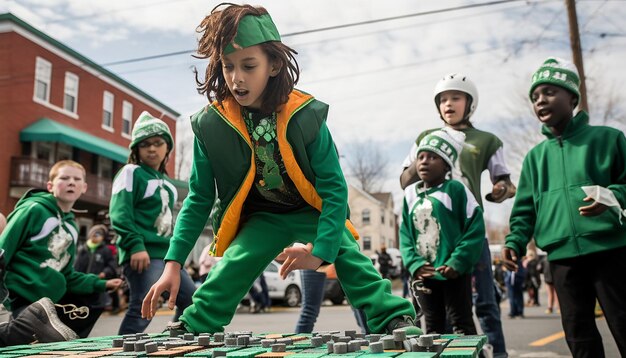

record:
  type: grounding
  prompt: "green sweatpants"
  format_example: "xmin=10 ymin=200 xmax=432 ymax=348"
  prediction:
xmin=180 ymin=207 xmax=415 ymax=333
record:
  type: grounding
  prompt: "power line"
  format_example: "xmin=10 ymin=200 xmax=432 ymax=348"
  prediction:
xmin=101 ymin=0 xmax=524 ymax=67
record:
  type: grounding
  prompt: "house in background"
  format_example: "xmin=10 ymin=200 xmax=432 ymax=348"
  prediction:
xmin=347 ymin=184 xmax=398 ymax=258
xmin=0 ymin=13 xmax=182 ymax=238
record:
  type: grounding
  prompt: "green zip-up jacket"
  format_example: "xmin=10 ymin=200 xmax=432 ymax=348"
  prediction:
xmin=505 ymin=111 xmax=626 ymax=260
xmin=400 ymin=180 xmax=485 ymax=280
xmin=0 ymin=190 xmax=105 ymax=309
xmin=110 ymin=163 xmax=178 ymax=264
xmin=164 ymin=90 xmax=359 ymax=265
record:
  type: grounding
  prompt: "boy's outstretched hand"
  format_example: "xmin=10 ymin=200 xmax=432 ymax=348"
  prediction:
xmin=105 ymin=278 xmax=123 ymax=291
xmin=501 ymin=247 xmax=519 ymax=272
xmin=579 ymin=197 xmax=609 ymax=216
xmin=141 ymin=261 xmax=181 ymax=320
xmin=279 ymin=243 xmax=323 ymax=279
xmin=436 ymin=265 xmax=459 ymax=279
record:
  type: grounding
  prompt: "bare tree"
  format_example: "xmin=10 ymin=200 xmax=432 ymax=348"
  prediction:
xmin=343 ymin=140 xmax=388 ymax=193
xmin=175 ymin=122 xmax=194 ymax=181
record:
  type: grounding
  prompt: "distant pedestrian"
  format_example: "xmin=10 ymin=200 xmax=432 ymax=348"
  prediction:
xmin=523 ymin=251 xmax=541 ymax=307
xmin=72 ymin=224 xmax=119 ymax=337
xmin=377 ymin=246 xmax=394 ymax=279
xmin=540 ymin=256 xmax=558 ymax=314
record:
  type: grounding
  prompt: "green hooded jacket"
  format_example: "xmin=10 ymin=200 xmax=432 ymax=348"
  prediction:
xmin=165 ymin=90 xmax=359 ymax=265
xmin=0 ymin=190 xmax=105 ymax=309
xmin=505 ymin=111 xmax=626 ymax=260
xmin=110 ymin=163 xmax=178 ymax=264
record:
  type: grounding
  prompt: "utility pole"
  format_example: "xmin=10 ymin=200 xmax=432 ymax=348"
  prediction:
xmin=565 ymin=0 xmax=588 ymax=112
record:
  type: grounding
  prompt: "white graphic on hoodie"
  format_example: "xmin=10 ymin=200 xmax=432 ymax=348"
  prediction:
xmin=412 ymin=199 xmax=440 ymax=263
xmin=40 ymin=220 xmax=73 ymax=271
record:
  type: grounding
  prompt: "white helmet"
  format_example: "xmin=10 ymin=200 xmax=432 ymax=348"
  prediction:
xmin=434 ymin=73 xmax=479 ymax=120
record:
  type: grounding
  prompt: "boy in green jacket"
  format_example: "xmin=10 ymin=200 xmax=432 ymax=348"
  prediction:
xmin=400 ymin=128 xmax=484 ymax=335
xmin=502 ymin=57 xmax=626 ymax=358
xmin=142 ymin=3 xmax=418 ymax=335
xmin=0 ymin=160 xmax=122 ymax=345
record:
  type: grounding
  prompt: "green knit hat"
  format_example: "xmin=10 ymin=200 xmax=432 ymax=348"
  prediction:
xmin=130 ymin=111 xmax=173 ymax=152
xmin=224 ymin=13 xmax=281 ymax=55
xmin=417 ymin=128 xmax=466 ymax=170
xmin=529 ymin=57 xmax=581 ymax=105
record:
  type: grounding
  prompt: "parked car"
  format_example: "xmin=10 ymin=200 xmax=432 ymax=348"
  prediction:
xmin=263 ymin=260 xmax=302 ymax=307
xmin=370 ymin=247 xmax=403 ymax=279
xmin=242 ymin=260 xmax=302 ymax=308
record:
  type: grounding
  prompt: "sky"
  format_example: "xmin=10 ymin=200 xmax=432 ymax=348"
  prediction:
xmin=3 ymin=0 xmax=626 ymax=225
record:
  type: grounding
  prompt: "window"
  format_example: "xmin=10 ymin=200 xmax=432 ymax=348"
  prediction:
xmin=362 ymin=209 xmax=370 ymax=225
xmin=98 ymin=156 xmax=113 ymax=179
xmin=102 ymin=91 xmax=114 ymax=129
xmin=63 ymin=72 xmax=79 ymax=113
xmin=363 ymin=236 xmax=371 ymax=251
xmin=34 ymin=57 xmax=52 ymax=102
xmin=381 ymin=212 xmax=385 ymax=224
xmin=32 ymin=141 xmax=54 ymax=163
xmin=56 ymin=143 xmax=72 ymax=161
xmin=122 ymin=101 xmax=133 ymax=136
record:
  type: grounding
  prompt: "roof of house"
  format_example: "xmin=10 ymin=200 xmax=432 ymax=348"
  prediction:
xmin=0 ymin=12 xmax=180 ymax=119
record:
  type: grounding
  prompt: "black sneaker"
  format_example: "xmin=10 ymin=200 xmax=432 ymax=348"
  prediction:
xmin=164 ymin=321 xmax=190 ymax=337
xmin=386 ymin=315 xmax=423 ymax=335
xmin=13 ymin=297 xmax=78 ymax=343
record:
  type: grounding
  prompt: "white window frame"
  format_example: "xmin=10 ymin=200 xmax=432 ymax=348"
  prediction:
xmin=121 ymin=101 xmax=133 ymax=138
xmin=363 ymin=236 xmax=372 ymax=251
xmin=56 ymin=142 xmax=73 ymax=161
xmin=362 ymin=209 xmax=371 ymax=225
xmin=102 ymin=91 xmax=114 ymax=132
xmin=97 ymin=156 xmax=113 ymax=178
xmin=34 ymin=57 xmax=52 ymax=102
xmin=63 ymin=72 xmax=79 ymax=113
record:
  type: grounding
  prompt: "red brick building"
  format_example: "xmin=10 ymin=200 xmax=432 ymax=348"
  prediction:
xmin=0 ymin=13 xmax=181 ymax=234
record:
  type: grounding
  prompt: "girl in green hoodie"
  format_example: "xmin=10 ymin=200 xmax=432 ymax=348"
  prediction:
xmin=141 ymin=3 xmax=418 ymax=335
xmin=110 ymin=111 xmax=196 ymax=335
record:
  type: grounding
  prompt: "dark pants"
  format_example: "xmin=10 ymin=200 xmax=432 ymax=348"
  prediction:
xmin=417 ymin=274 xmax=477 ymax=335
xmin=551 ymin=247 xmax=626 ymax=358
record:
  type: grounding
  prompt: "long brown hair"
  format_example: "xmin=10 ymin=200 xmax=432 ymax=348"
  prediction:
xmin=194 ymin=3 xmax=300 ymax=114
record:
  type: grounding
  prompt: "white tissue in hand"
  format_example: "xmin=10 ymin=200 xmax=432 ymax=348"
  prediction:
xmin=581 ymin=185 xmax=626 ymax=224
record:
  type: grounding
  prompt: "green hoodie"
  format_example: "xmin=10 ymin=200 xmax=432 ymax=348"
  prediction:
xmin=0 ymin=190 xmax=105 ymax=309
xmin=505 ymin=111 xmax=626 ymax=260
xmin=110 ymin=163 xmax=178 ymax=264
xmin=400 ymin=180 xmax=485 ymax=280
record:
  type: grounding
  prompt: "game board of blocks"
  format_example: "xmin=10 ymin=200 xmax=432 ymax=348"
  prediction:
xmin=0 ymin=330 xmax=486 ymax=358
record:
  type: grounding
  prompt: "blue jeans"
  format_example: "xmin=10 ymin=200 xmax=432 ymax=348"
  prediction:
xmin=119 ymin=259 xmax=196 ymax=334
xmin=296 ymin=269 xmax=370 ymax=334
xmin=295 ymin=269 xmax=326 ymax=333
xmin=473 ymin=239 xmax=508 ymax=357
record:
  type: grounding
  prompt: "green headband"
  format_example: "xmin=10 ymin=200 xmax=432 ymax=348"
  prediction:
xmin=224 ymin=13 xmax=281 ymax=55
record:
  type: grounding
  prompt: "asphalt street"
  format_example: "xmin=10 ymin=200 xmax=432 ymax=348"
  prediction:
xmin=84 ymin=283 xmax=619 ymax=358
